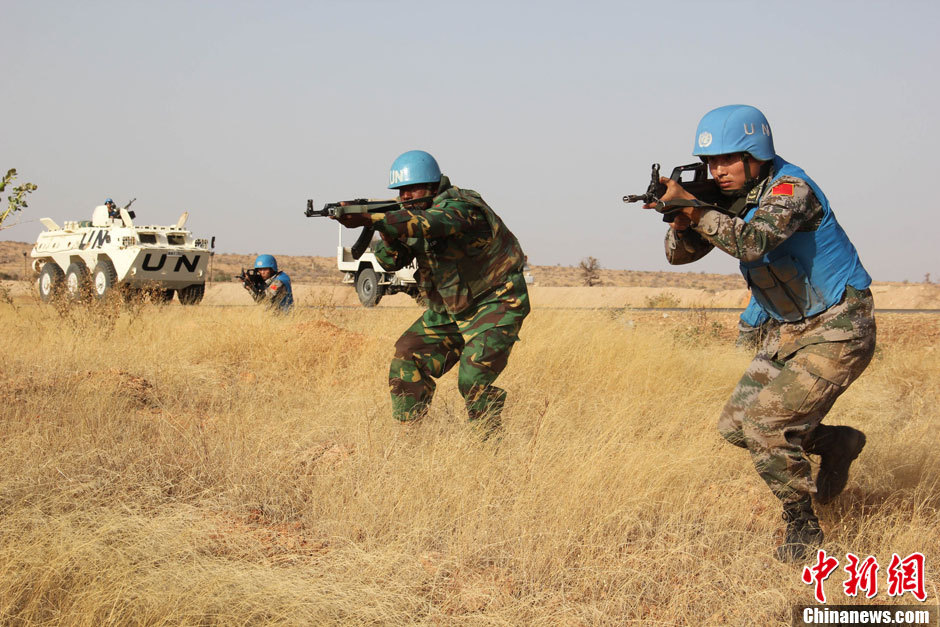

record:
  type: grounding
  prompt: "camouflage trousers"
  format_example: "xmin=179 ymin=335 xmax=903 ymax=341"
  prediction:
xmin=389 ymin=271 xmax=530 ymax=424
xmin=718 ymin=330 xmax=876 ymax=504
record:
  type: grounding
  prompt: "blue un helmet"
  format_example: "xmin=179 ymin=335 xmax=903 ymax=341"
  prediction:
xmin=388 ymin=150 xmax=442 ymax=189
xmin=692 ymin=105 xmax=775 ymax=161
xmin=105 ymin=197 xmax=114 ymax=205
xmin=254 ymin=254 xmax=278 ymax=272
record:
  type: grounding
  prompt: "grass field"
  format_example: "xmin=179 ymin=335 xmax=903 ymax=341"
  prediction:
xmin=1 ymin=290 xmax=937 ymax=625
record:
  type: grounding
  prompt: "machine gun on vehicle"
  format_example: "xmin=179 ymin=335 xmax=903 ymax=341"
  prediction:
xmin=623 ymin=163 xmax=732 ymax=223
xmin=121 ymin=198 xmax=137 ymax=220
xmin=305 ymin=198 xmax=414 ymax=260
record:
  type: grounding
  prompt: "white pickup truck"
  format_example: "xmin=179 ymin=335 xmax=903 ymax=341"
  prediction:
xmin=334 ymin=225 xmax=535 ymax=307
xmin=335 ymin=225 xmax=418 ymax=307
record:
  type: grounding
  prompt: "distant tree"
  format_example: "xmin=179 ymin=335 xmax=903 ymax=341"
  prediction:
xmin=0 ymin=169 xmax=37 ymax=228
xmin=579 ymin=256 xmax=601 ymax=287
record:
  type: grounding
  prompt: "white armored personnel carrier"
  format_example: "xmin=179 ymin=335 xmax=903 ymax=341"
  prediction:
xmin=31 ymin=202 xmax=213 ymax=304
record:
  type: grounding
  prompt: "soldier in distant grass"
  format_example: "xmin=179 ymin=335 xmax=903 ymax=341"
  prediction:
xmin=650 ymin=105 xmax=876 ymax=562
xmin=243 ymin=254 xmax=294 ymax=313
xmin=333 ymin=150 xmax=529 ymax=435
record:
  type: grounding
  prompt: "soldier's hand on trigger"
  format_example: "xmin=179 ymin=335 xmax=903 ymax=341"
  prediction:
xmin=643 ymin=177 xmax=700 ymax=232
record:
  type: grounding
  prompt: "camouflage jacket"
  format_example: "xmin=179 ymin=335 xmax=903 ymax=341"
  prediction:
xmin=665 ymin=172 xmax=875 ymax=358
xmin=372 ymin=176 xmax=525 ymax=315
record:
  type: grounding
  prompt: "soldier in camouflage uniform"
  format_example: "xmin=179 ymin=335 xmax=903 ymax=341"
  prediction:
xmin=652 ymin=105 xmax=876 ymax=562
xmin=334 ymin=150 xmax=529 ymax=433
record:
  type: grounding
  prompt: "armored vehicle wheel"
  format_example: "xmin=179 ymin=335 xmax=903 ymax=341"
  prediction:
xmin=91 ymin=259 xmax=118 ymax=300
xmin=65 ymin=262 xmax=91 ymax=301
xmin=178 ymin=283 xmax=205 ymax=305
xmin=356 ymin=268 xmax=384 ymax=307
xmin=38 ymin=263 xmax=65 ymax=302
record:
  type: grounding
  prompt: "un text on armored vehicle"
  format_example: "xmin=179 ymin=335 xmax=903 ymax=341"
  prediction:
xmin=31 ymin=201 xmax=214 ymax=304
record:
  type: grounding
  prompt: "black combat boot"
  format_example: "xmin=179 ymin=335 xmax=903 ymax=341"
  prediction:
xmin=776 ymin=497 xmax=823 ymax=563
xmin=810 ymin=426 xmax=866 ymax=504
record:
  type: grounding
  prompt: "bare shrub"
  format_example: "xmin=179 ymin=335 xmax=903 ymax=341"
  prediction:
xmin=578 ymin=256 xmax=601 ymax=287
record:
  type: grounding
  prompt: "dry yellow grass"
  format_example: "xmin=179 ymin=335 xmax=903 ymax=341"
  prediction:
xmin=1 ymin=292 xmax=938 ymax=625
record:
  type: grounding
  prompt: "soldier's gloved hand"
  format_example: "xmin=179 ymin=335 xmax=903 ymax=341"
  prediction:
xmin=332 ymin=213 xmax=375 ymax=228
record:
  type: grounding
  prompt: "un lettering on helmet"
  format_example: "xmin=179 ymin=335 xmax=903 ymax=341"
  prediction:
xmin=742 ymin=123 xmax=771 ymax=137
xmin=387 ymin=150 xmax=442 ymax=189
xmin=390 ymin=168 xmax=409 ymax=187
xmin=692 ymin=104 xmax=775 ymax=161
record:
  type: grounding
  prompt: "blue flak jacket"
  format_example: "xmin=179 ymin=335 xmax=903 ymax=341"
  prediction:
xmin=274 ymin=271 xmax=294 ymax=312
xmin=739 ymin=157 xmax=871 ymax=323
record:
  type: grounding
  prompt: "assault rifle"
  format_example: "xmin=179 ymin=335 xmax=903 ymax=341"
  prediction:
xmin=236 ymin=267 xmax=266 ymax=296
xmin=623 ymin=162 xmax=731 ymax=223
xmin=305 ymin=198 xmax=412 ymax=260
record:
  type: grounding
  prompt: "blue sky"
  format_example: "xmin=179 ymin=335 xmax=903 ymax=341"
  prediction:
xmin=3 ymin=0 xmax=938 ymax=281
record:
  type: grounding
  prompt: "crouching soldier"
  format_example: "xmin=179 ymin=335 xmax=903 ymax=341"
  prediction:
xmin=243 ymin=254 xmax=293 ymax=313
xmin=333 ymin=150 xmax=529 ymax=435
xmin=652 ymin=105 xmax=875 ymax=562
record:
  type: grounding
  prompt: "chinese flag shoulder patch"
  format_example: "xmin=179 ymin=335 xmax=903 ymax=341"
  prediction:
xmin=770 ymin=182 xmax=794 ymax=196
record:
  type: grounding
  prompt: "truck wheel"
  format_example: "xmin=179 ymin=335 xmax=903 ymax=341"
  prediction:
xmin=38 ymin=263 xmax=64 ymax=302
xmin=65 ymin=262 xmax=91 ymax=301
xmin=356 ymin=268 xmax=384 ymax=307
xmin=178 ymin=283 xmax=205 ymax=305
xmin=91 ymin=259 xmax=118 ymax=300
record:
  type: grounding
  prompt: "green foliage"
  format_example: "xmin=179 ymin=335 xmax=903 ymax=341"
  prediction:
xmin=0 ymin=169 xmax=38 ymax=228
